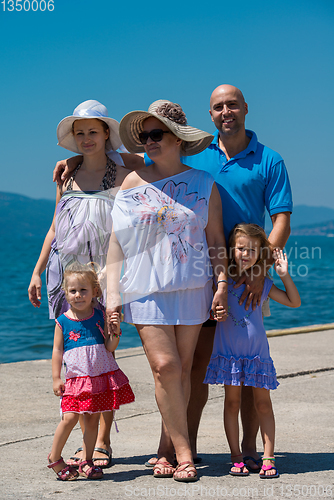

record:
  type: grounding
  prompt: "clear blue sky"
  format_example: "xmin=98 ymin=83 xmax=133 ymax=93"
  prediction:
xmin=1 ymin=0 xmax=333 ymax=208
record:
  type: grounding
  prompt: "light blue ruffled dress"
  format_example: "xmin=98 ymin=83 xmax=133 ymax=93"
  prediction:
xmin=204 ymin=277 xmax=279 ymax=390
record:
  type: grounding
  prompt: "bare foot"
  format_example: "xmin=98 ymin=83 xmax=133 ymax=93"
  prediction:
xmin=259 ymin=459 xmax=278 ymax=477
xmin=92 ymin=446 xmax=112 ymax=467
xmin=173 ymin=461 xmax=197 ymax=482
xmin=66 ymin=447 xmax=83 ymax=466
xmin=145 ymin=456 xmax=158 ymax=467
xmin=243 ymin=455 xmax=262 ymax=471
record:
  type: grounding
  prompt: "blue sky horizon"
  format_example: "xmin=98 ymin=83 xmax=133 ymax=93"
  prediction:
xmin=1 ymin=0 xmax=333 ymax=208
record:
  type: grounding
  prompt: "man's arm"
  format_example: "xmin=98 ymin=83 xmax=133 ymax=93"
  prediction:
xmin=120 ymin=153 xmax=145 ymax=170
xmin=236 ymin=211 xmax=291 ymax=310
xmin=53 ymin=156 xmax=82 ymax=185
xmin=52 ymin=153 xmax=145 ymax=186
xmin=268 ymin=211 xmax=291 ymax=250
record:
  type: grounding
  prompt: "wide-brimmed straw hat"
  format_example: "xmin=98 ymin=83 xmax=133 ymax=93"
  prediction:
xmin=119 ymin=100 xmax=213 ymax=156
xmin=57 ymin=100 xmax=122 ymax=153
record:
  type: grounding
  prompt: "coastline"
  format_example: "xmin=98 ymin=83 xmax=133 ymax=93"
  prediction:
xmin=2 ymin=322 xmax=334 ymax=365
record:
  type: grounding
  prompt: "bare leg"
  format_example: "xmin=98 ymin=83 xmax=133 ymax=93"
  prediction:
xmin=79 ymin=412 xmax=104 ymax=479
xmin=67 ymin=412 xmax=113 ymax=466
xmin=253 ymin=387 xmax=276 ymax=477
xmin=49 ymin=412 xmax=79 ymax=474
xmin=148 ymin=325 xmax=215 ymax=465
xmin=224 ymin=385 xmax=249 ymax=474
xmin=66 ymin=415 xmax=85 ymax=465
xmin=93 ymin=412 xmax=113 ymax=466
xmin=187 ymin=325 xmax=215 ymax=458
xmin=240 ymin=385 xmax=261 ymax=470
xmin=137 ymin=323 xmax=201 ymax=479
xmin=82 ymin=413 xmax=101 ymax=461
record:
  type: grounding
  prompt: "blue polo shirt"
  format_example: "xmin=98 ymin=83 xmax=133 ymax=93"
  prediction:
xmin=144 ymin=129 xmax=293 ymax=242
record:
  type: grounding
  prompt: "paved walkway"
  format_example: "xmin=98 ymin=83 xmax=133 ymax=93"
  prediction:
xmin=1 ymin=326 xmax=333 ymax=499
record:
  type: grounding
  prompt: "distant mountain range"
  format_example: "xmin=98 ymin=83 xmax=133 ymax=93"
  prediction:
xmin=2 ymin=191 xmax=334 ymax=238
xmin=1 ymin=192 xmax=55 ymax=238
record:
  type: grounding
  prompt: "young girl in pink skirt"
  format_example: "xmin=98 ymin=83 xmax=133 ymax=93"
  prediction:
xmin=47 ymin=263 xmax=134 ymax=481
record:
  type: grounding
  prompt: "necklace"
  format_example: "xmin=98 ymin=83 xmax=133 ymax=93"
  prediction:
xmin=66 ymin=156 xmax=117 ymax=191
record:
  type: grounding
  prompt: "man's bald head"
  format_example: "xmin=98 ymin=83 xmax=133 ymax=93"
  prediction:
xmin=209 ymin=84 xmax=248 ymax=140
xmin=210 ymin=85 xmax=246 ymax=110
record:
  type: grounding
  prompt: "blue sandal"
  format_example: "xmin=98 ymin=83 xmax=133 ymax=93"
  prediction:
xmin=259 ymin=457 xmax=279 ymax=479
xmin=243 ymin=455 xmax=262 ymax=472
xmin=229 ymin=461 xmax=249 ymax=476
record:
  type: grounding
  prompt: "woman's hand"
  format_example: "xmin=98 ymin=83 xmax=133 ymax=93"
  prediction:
xmin=213 ymin=305 xmax=228 ymax=322
xmin=28 ymin=274 xmax=42 ymax=308
xmin=106 ymin=292 xmax=122 ymax=334
xmin=211 ymin=287 xmax=228 ymax=322
xmin=106 ymin=311 xmax=121 ymax=336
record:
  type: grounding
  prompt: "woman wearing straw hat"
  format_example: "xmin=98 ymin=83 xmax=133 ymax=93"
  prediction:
xmin=106 ymin=100 xmax=229 ymax=481
xmin=28 ymin=99 xmax=135 ymax=471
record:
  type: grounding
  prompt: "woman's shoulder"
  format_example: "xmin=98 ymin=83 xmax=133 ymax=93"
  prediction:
xmin=120 ymin=170 xmax=149 ymax=191
xmin=115 ymin=165 xmax=133 ymax=187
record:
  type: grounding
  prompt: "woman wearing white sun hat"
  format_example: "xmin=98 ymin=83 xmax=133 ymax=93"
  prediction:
xmin=106 ymin=99 xmax=229 ymax=482
xmin=28 ymin=99 xmax=134 ymax=471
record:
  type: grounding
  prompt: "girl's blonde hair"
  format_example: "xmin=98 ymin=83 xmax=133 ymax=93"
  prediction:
xmin=228 ymin=223 xmax=272 ymax=271
xmin=62 ymin=262 xmax=102 ymax=298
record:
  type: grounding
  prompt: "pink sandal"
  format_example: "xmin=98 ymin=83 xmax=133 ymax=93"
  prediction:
xmin=229 ymin=461 xmax=249 ymax=476
xmin=153 ymin=459 xmax=175 ymax=478
xmin=79 ymin=460 xmax=103 ymax=479
xmin=173 ymin=461 xmax=198 ymax=482
xmin=47 ymin=454 xmax=79 ymax=481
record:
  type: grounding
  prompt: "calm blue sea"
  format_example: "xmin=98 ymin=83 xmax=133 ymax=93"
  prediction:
xmin=1 ymin=235 xmax=333 ymax=364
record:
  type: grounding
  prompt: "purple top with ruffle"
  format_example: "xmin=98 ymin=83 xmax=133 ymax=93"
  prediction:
xmin=204 ymin=277 xmax=279 ymax=390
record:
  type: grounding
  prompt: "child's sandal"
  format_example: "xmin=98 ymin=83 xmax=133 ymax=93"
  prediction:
xmin=229 ymin=462 xmax=249 ymax=476
xmin=47 ymin=454 xmax=79 ymax=481
xmin=79 ymin=460 xmax=103 ymax=479
xmin=229 ymin=454 xmax=249 ymax=476
xmin=259 ymin=457 xmax=279 ymax=479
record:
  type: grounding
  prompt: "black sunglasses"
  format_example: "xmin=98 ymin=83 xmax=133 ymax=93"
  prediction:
xmin=138 ymin=129 xmax=170 ymax=145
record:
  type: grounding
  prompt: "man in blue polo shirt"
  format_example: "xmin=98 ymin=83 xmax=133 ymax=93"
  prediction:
xmin=185 ymin=84 xmax=292 ymax=471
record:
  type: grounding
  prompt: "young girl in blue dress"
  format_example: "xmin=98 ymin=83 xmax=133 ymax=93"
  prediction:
xmin=47 ymin=263 xmax=134 ymax=481
xmin=204 ymin=223 xmax=301 ymax=479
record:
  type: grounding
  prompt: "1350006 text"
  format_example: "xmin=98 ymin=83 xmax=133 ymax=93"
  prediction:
xmin=1 ymin=0 xmax=54 ymax=11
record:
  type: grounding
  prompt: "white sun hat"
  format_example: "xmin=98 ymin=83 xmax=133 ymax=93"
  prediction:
xmin=57 ymin=100 xmax=122 ymax=153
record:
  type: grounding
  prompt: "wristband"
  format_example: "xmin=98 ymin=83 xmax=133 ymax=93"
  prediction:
xmin=217 ymin=279 xmax=228 ymax=284
xmin=113 ymin=329 xmax=122 ymax=338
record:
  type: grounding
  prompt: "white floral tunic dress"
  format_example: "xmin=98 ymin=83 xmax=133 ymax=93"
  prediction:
xmin=112 ymin=169 xmax=215 ymax=325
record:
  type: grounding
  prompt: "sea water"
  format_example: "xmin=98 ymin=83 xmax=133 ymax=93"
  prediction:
xmin=0 ymin=235 xmax=332 ymax=364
